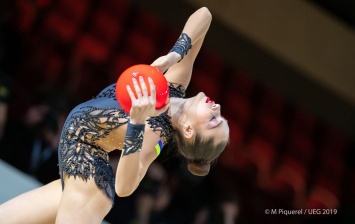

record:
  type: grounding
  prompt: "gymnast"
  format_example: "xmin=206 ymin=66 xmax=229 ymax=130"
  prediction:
xmin=0 ymin=7 xmax=229 ymax=224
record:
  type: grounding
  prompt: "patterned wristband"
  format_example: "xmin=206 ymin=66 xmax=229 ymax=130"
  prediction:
xmin=122 ymin=123 xmax=145 ymax=156
xmin=168 ymin=33 xmax=192 ymax=61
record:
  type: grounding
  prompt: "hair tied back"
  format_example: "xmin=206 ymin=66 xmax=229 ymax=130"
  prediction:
xmin=187 ymin=159 xmax=211 ymax=176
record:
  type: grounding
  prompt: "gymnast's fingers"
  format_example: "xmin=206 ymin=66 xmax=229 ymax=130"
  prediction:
xmin=132 ymin=77 xmax=142 ymax=100
xmin=147 ymin=77 xmax=156 ymax=105
xmin=139 ymin=76 xmax=149 ymax=99
xmin=126 ymin=85 xmax=137 ymax=105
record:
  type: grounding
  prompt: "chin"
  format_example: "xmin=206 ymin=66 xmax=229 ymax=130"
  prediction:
xmin=195 ymin=92 xmax=206 ymax=101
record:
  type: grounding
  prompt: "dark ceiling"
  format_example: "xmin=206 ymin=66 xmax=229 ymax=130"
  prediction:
xmin=310 ymin=0 xmax=355 ymax=29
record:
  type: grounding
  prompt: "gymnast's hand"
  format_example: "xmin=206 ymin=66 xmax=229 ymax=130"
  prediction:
xmin=127 ymin=76 xmax=170 ymax=124
xmin=151 ymin=52 xmax=181 ymax=73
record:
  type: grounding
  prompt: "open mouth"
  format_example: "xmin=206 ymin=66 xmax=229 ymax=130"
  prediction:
xmin=206 ymin=97 xmax=214 ymax=103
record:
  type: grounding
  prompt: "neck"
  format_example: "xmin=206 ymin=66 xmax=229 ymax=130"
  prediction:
xmin=169 ymin=97 xmax=188 ymax=128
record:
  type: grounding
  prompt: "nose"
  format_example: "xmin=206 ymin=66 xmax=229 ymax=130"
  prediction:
xmin=212 ymin=104 xmax=221 ymax=110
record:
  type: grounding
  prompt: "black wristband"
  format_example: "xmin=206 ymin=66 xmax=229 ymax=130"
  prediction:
xmin=168 ymin=33 xmax=192 ymax=61
xmin=122 ymin=123 xmax=145 ymax=156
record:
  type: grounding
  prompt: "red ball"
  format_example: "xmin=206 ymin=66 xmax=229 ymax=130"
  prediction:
xmin=116 ymin=64 xmax=169 ymax=114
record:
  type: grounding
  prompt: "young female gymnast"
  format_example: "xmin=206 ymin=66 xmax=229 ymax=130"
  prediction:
xmin=0 ymin=7 xmax=229 ymax=223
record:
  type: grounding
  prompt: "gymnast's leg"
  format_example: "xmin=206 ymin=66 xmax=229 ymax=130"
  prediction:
xmin=0 ymin=179 xmax=62 ymax=224
xmin=55 ymin=175 xmax=112 ymax=224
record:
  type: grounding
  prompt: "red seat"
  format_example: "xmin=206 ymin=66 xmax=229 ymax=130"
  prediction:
xmin=304 ymin=148 xmax=345 ymax=210
xmin=34 ymin=0 xmax=51 ymax=8
xmin=234 ymin=134 xmax=276 ymax=188
xmin=122 ymin=31 xmax=157 ymax=63
xmin=89 ymin=10 xmax=123 ymax=47
xmin=257 ymin=88 xmax=286 ymax=117
xmin=98 ymin=0 xmax=131 ymax=21
xmin=42 ymin=12 xmax=79 ymax=42
xmin=131 ymin=9 xmax=164 ymax=40
xmin=56 ymin=0 xmax=88 ymax=24
xmin=66 ymin=34 xmax=110 ymax=100
xmin=285 ymin=131 xmax=314 ymax=165
xmin=42 ymin=53 xmax=64 ymax=82
xmin=20 ymin=47 xmax=64 ymax=87
xmin=73 ymin=34 xmax=109 ymax=63
xmin=268 ymin=156 xmax=308 ymax=208
xmin=224 ymin=91 xmax=252 ymax=128
xmin=197 ymin=51 xmax=227 ymax=76
xmin=190 ymin=70 xmax=222 ymax=102
xmin=109 ymin=54 xmax=138 ymax=83
xmin=40 ymin=0 xmax=88 ymax=42
xmin=228 ymin=69 xmax=256 ymax=99
xmin=254 ymin=112 xmax=284 ymax=146
xmin=14 ymin=0 xmax=37 ymax=33
xmin=306 ymin=175 xmax=340 ymax=209
xmin=219 ymin=122 xmax=244 ymax=170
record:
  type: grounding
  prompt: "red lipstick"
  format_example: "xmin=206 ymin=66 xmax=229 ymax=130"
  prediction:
xmin=206 ymin=97 xmax=214 ymax=103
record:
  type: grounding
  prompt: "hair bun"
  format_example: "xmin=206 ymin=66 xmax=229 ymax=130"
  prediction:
xmin=187 ymin=160 xmax=210 ymax=176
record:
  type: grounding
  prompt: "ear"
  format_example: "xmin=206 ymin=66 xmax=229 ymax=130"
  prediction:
xmin=182 ymin=121 xmax=194 ymax=139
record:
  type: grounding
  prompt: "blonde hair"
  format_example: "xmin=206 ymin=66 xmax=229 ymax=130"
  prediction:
xmin=172 ymin=130 xmax=228 ymax=176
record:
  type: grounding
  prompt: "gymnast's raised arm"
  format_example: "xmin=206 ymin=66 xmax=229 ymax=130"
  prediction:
xmin=151 ymin=7 xmax=212 ymax=89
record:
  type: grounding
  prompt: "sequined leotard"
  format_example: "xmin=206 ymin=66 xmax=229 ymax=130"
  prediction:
xmin=58 ymin=83 xmax=185 ymax=204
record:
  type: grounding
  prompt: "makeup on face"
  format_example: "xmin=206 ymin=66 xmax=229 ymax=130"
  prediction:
xmin=206 ymin=97 xmax=214 ymax=104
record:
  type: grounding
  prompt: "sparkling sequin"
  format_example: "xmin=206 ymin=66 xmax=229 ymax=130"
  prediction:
xmin=147 ymin=110 xmax=173 ymax=143
xmin=94 ymin=85 xmax=117 ymax=99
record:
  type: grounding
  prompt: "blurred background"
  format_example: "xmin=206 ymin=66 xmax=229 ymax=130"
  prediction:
xmin=0 ymin=0 xmax=354 ymax=223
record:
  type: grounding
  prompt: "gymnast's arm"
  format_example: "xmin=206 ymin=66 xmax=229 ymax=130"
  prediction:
xmin=115 ymin=126 xmax=160 ymax=197
xmin=151 ymin=7 xmax=212 ymax=89
xmin=115 ymin=77 xmax=166 ymax=197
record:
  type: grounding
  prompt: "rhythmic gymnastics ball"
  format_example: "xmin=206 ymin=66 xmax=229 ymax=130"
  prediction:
xmin=116 ymin=64 xmax=169 ymax=114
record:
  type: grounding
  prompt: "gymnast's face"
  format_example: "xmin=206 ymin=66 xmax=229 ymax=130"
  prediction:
xmin=183 ymin=92 xmax=229 ymax=144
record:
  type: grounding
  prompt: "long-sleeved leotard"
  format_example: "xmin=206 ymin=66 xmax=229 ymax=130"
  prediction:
xmin=58 ymin=83 xmax=185 ymax=203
